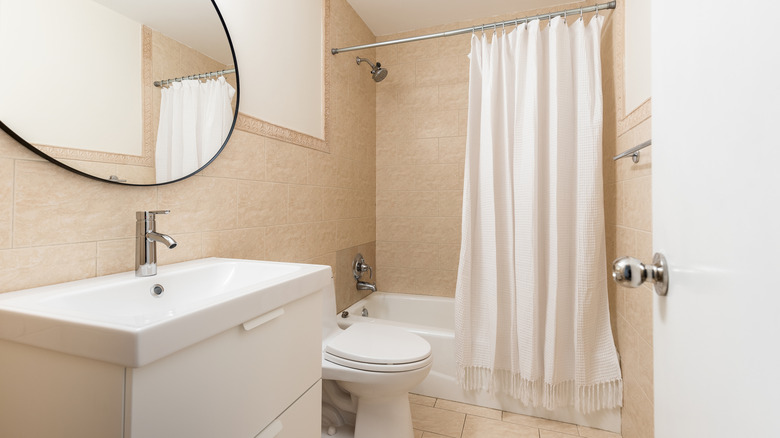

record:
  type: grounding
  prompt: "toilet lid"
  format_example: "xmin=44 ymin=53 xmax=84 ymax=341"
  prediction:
xmin=325 ymin=323 xmax=431 ymax=366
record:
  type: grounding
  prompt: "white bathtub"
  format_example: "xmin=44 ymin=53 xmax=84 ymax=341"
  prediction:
xmin=340 ymin=292 xmax=621 ymax=433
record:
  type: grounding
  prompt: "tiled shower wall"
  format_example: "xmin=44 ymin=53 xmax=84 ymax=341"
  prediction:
xmin=373 ymin=27 xmax=470 ymax=296
xmin=0 ymin=0 xmax=377 ymax=313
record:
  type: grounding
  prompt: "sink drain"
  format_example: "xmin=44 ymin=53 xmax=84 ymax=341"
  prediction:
xmin=150 ymin=284 xmax=164 ymax=297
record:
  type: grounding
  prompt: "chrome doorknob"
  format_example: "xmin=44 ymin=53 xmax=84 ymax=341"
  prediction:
xmin=612 ymin=253 xmax=669 ymax=296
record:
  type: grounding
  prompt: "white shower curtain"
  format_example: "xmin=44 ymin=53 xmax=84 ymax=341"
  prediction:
xmin=455 ymin=15 xmax=622 ymax=413
xmin=155 ymin=76 xmax=235 ymax=182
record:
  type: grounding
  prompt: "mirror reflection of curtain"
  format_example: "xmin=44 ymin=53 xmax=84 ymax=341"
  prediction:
xmin=155 ymin=77 xmax=236 ymax=182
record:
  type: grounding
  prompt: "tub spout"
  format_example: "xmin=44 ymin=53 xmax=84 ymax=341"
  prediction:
xmin=353 ymin=253 xmax=376 ymax=292
xmin=357 ymin=281 xmax=376 ymax=292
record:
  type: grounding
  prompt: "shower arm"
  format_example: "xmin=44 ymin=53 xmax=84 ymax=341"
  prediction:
xmin=356 ymin=57 xmax=378 ymax=70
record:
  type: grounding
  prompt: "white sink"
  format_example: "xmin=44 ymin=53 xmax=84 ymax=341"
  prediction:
xmin=0 ymin=258 xmax=331 ymax=367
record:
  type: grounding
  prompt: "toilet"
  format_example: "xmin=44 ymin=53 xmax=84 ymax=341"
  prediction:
xmin=321 ymin=282 xmax=432 ymax=438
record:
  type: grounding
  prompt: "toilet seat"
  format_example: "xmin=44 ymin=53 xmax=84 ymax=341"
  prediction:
xmin=324 ymin=323 xmax=432 ymax=372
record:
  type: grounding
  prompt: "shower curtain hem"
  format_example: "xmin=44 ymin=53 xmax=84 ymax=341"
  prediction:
xmin=456 ymin=365 xmax=623 ymax=413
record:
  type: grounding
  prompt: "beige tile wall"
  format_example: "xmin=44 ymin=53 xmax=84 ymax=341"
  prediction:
xmin=602 ymin=0 xmax=653 ymax=436
xmin=0 ymin=0 xmax=376 ymax=313
xmin=373 ymin=25 xmax=471 ymax=297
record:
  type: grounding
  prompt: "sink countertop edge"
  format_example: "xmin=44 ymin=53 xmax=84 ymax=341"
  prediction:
xmin=0 ymin=258 xmax=333 ymax=368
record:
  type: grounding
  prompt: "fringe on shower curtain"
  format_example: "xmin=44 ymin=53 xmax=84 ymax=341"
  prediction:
xmin=458 ymin=368 xmax=622 ymax=413
xmin=454 ymin=15 xmax=623 ymax=414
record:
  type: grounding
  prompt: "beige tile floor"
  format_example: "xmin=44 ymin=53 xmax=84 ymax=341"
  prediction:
xmin=409 ymin=393 xmax=622 ymax=438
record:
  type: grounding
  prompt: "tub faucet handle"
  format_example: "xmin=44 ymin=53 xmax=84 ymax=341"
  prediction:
xmin=359 ymin=263 xmax=373 ymax=279
xmin=353 ymin=253 xmax=373 ymax=280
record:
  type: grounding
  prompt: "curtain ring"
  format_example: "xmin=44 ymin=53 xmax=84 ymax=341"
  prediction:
xmin=580 ymin=6 xmax=584 ymax=20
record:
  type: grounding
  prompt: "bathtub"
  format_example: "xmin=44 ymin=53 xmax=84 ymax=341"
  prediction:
xmin=339 ymin=292 xmax=621 ymax=433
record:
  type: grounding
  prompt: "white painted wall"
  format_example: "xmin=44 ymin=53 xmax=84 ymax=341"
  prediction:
xmin=215 ymin=0 xmax=324 ymax=139
xmin=0 ymin=0 xmax=142 ymax=155
xmin=624 ymin=0 xmax=651 ymax=113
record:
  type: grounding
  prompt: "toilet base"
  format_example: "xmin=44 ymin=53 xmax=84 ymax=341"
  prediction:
xmin=353 ymin=393 xmax=415 ymax=438
xmin=324 ymin=360 xmax=432 ymax=438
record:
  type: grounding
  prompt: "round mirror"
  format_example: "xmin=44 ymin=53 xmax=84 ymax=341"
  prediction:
xmin=0 ymin=0 xmax=239 ymax=186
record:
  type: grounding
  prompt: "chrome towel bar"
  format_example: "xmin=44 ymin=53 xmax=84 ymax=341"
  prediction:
xmin=613 ymin=139 xmax=652 ymax=163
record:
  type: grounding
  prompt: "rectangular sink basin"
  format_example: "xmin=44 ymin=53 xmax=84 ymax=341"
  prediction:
xmin=0 ymin=258 xmax=331 ymax=367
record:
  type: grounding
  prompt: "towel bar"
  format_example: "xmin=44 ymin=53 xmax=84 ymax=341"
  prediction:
xmin=613 ymin=139 xmax=652 ymax=163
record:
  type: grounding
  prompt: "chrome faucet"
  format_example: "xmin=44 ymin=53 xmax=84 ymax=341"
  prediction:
xmin=357 ymin=281 xmax=377 ymax=292
xmin=136 ymin=210 xmax=177 ymax=277
xmin=353 ymin=253 xmax=376 ymax=292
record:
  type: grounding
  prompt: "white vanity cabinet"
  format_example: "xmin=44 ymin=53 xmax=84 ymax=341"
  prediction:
xmin=0 ymin=291 xmax=322 ymax=438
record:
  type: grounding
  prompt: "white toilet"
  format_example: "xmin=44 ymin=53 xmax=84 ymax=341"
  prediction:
xmin=321 ymin=283 xmax=432 ymax=438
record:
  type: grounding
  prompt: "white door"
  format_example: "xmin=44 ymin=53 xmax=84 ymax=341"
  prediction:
xmin=653 ymin=1 xmax=780 ymax=436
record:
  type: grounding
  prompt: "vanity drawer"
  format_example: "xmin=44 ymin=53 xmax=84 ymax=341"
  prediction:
xmin=254 ymin=379 xmax=321 ymax=438
xmin=124 ymin=290 xmax=321 ymax=438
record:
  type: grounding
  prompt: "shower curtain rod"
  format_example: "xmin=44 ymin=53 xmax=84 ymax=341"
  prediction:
xmin=331 ymin=1 xmax=616 ymax=55
xmin=154 ymin=68 xmax=236 ymax=87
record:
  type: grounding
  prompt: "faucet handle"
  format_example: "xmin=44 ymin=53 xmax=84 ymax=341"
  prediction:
xmin=137 ymin=210 xmax=170 ymax=220
xmin=352 ymin=253 xmax=373 ymax=280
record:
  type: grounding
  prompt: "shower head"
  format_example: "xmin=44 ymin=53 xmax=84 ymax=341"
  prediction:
xmin=356 ymin=57 xmax=388 ymax=82
xmin=372 ymin=66 xmax=388 ymax=82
